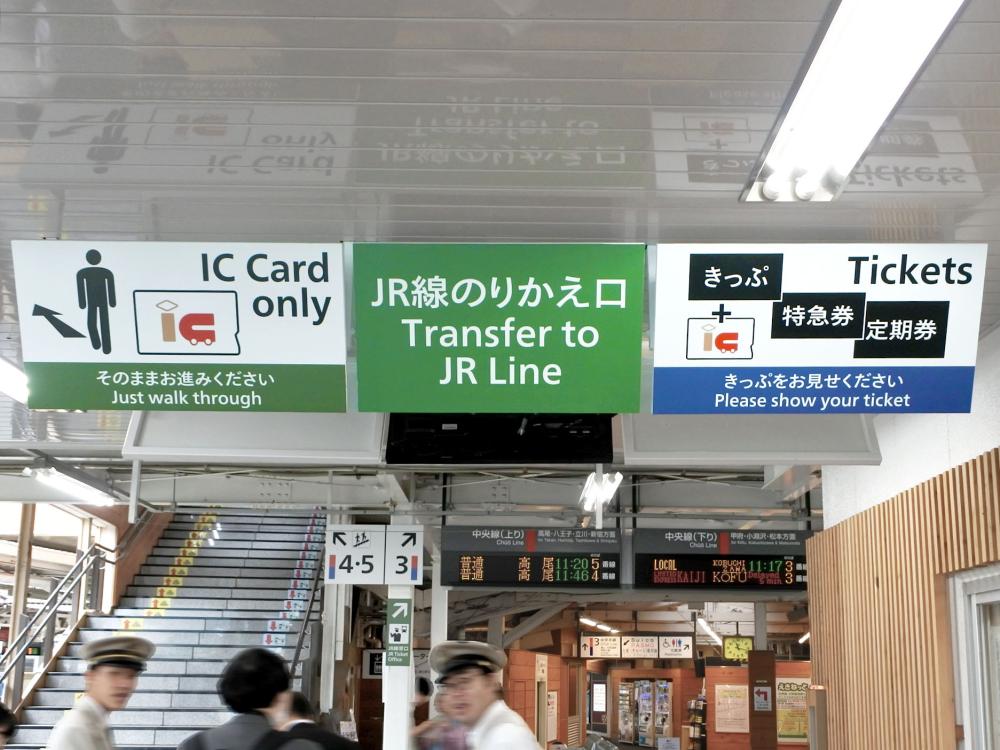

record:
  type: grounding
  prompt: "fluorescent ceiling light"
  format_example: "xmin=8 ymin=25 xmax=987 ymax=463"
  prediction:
xmin=799 ymin=632 xmax=811 ymax=644
xmin=0 ymin=358 xmax=28 ymax=404
xmin=696 ymin=617 xmax=723 ymax=646
xmin=581 ymin=471 xmax=624 ymax=512
xmin=596 ymin=623 xmax=615 ymax=633
xmin=579 ymin=617 xmax=599 ymax=627
xmin=743 ymin=0 xmax=967 ymax=202
xmin=23 ymin=467 xmax=116 ymax=506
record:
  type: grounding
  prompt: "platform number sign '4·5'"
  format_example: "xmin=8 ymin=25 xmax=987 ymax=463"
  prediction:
xmin=326 ymin=525 xmax=423 ymax=586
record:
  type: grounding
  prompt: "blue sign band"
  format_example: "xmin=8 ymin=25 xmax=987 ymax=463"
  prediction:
xmin=653 ymin=366 xmax=975 ymax=413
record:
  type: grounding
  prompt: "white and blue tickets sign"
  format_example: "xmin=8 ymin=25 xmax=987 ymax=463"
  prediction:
xmin=652 ymin=244 xmax=987 ymax=414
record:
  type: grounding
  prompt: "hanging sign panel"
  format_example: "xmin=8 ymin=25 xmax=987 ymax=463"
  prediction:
xmin=353 ymin=243 xmax=645 ymax=412
xmin=652 ymin=243 xmax=987 ymax=413
xmin=11 ymin=241 xmax=348 ymax=411
xmin=441 ymin=526 xmax=621 ymax=588
xmin=580 ymin=635 xmax=621 ymax=658
xmin=634 ymin=530 xmax=808 ymax=590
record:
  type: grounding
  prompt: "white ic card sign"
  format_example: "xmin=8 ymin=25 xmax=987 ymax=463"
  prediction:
xmin=11 ymin=241 xmax=348 ymax=411
xmin=653 ymin=243 xmax=987 ymax=414
xmin=326 ymin=525 xmax=424 ymax=586
xmin=621 ymin=636 xmax=659 ymax=658
xmin=659 ymin=636 xmax=694 ymax=659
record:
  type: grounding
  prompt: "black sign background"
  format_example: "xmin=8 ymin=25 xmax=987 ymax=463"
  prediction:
xmin=441 ymin=551 xmax=619 ymax=588
xmin=634 ymin=553 xmax=807 ymax=590
xmin=688 ymin=253 xmax=784 ymax=300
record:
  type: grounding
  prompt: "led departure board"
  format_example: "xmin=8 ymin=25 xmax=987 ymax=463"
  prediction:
xmin=441 ymin=527 xmax=621 ymax=588
xmin=633 ymin=529 xmax=808 ymax=590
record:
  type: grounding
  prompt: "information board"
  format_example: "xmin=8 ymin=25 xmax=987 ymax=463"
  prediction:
xmin=653 ymin=243 xmax=987 ymax=413
xmin=12 ymin=240 xmax=348 ymax=411
xmin=621 ymin=636 xmax=660 ymax=658
xmin=634 ymin=530 xmax=807 ymax=590
xmin=354 ymin=243 xmax=645 ymax=413
xmin=441 ymin=527 xmax=620 ymax=588
xmin=326 ymin=525 xmax=423 ymax=586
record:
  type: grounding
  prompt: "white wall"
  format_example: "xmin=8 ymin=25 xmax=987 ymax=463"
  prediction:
xmin=823 ymin=324 xmax=1000 ymax=526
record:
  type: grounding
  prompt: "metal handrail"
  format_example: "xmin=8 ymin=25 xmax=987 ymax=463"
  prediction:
xmin=0 ymin=547 xmax=104 ymax=686
xmin=290 ymin=560 xmax=324 ymax=680
xmin=114 ymin=508 xmax=154 ymax=556
xmin=0 ymin=542 xmax=109 ymax=667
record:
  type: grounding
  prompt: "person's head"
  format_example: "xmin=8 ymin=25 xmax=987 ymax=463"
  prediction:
xmin=218 ymin=648 xmax=290 ymax=716
xmin=415 ymin=676 xmax=433 ymax=706
xmin=0 ymin=703 xmax=16 ymax=748
xmin=287 ymin=692 xmax=315 ymax=722
xmin=86 ymin=249 xmax=102 ymax=265
xmin=81 ymin=636 xmax=155 ymax=711
xmin=429 ymin=641 xmax=507 ymax=727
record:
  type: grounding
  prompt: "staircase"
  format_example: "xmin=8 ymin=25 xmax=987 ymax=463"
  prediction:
xmin=12 ymin=509 xmax=326 ymax=750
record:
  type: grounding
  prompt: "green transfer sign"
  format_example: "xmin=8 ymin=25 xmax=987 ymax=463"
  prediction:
xmin=354 ymin=243 xmax=645 ymax=412
xmin=12 ymin=241 xmax=348 ymax=411
xmin=385 ymin=598 xmax=412 ymax=667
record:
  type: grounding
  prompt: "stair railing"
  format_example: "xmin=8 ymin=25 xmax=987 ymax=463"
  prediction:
xmin=0 ymin=542 xmax=108 ymax=708
xmin=0 ymin=507 xmax=157 ymax=709
xmin=290 ymin=557 xmax=324 ymax=703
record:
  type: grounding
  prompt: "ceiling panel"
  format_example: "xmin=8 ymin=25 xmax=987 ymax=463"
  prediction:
xmin=0 ymin=0 xmax=997 ymax=449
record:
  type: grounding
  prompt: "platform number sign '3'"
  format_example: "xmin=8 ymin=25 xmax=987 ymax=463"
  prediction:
xmin=326 ymin=525 xmax=423 ymax=586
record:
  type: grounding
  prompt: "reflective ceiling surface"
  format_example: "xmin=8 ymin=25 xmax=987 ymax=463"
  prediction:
xmin=0 ymin=0 xmax=999 ymax=448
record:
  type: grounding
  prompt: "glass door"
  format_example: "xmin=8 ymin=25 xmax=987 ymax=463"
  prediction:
xmin=985 ymin=602 xmax=1000 ymax=748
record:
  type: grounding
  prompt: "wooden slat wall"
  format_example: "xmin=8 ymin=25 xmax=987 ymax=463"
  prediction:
xmin=809 ymin=446 xmax=1000 ymax=750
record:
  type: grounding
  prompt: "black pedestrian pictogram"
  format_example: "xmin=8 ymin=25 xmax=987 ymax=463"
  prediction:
xmin=77 ymin=249 xmax=116 ymax=354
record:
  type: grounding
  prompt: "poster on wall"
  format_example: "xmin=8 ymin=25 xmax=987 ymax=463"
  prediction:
xmin=715 ymin=684 xmax=749 ymax=733
xmin=11 ymin=240 xmax=348 ymax=411
xmin=652 ymin=243 xmax=987 ymax=414
xmin=547 ymin=691 xmax=558 ymax=740
xmin=621 ymin=636 xmax=659 ymax=658
xmin=354 ymin=243 xmax=645 ymax=412
xmin=776 ymin=677 xmax=810 ymax=743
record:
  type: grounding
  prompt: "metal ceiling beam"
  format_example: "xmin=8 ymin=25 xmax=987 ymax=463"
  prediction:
xmin=502 ymin=604 xmax=567 ymax=648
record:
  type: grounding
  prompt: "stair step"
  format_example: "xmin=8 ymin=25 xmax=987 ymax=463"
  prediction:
xmin=154 ymin=540 xmax=320 ymax=552
xmin=14 ymin=725 xmax=205 ymax=746
xmin=130 ymin=575 xmax=306 ymax=588
xmin=127 ymin=586 xmax=305 ymax=599
xmin=139 ymin=564 xmax=313 ymax=578
xmin=118 ymin=597 xmax=313 ymax=612
xmin=88 ymin=616 xmax=310 ymax=633
xmin=150 ymin=547 xmax=320 ymax=560
xmin=56 ymin=657 xmax=304 ymax=676
xmin=33 ymin=690 xmax=226 ymax=709
xmin=144 ymin=555 xmax=319 ymax=569
xmin=77 ymin=630 xmax=313 ymax=647
xmin=42 ymin=674 xmax=303 ymax=691
xmin=23 ymin=707 xmax=233 ymax=726
xmin=113 ymin=608 xmax=313 ymax=620
xmin=161 ymin=531 xmax=322 ymax=543
xmin=67 ymin=643 xmax=306 ymax=660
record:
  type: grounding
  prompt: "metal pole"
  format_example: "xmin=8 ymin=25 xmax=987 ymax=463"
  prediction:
xmin=9 ymin=614 xmax=29 ymax=706
xmin=41 ymin=579 xmax=57 ymax=667
xmin=71 ymin=517 xmax=92 ymax=622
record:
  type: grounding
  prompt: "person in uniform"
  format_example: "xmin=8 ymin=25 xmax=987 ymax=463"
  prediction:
xmin=45 ymin=635 xmax=155 ymax=750
xmin=429 ymin=641 xmax=541 ymax=750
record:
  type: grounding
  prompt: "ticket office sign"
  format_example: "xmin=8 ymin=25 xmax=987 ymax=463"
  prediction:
xmin=354 ymin=243 xmax=645 ymax=413
xmin=11 ymin=241 xmax=348 ymax=411
xmin=633 ymin=530 xmax=808 ymax=590
xmin=441 ymin=527 xmax=621 ymax=588
xmin=652 ymin=243 xmax=987 ymax=413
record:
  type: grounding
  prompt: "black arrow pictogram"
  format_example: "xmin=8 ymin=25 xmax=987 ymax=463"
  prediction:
xmin=331 ymin=532 xmax=347 ymax=546
xmin=402 ymin=532 xmax=417 ymax=547
xmin=32 ymin=305 xmax=85 ymax=338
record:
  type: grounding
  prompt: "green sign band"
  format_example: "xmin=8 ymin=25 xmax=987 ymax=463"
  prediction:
xmin=25 ymin=362 xmax=346 ymax=412
xmin=354 ymin=243 xmax=645 ymax=413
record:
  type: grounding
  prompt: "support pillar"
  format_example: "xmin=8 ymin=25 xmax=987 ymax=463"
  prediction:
xmin=6 ymin=504 xmax=35 ymax=706
xmin=429 ymin=543 xmax=449 ymax=718
xmin=321 ymin=512 xmax=351 ymax=715
xmin=487 ymin=615 xmax=505 ymax=649
xmin=754 ymin=602 xmax=768 ymax=650
xmin=383 ymin=584 xmax=415 ymax=750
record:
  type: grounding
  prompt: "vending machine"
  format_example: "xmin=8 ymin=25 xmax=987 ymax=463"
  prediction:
xmin=617 ymin=682 xmax=635 ymax=744
xmin=635 ymin=679 xmax=654 ymax=747
xmin=654 ymin=679 xmax=673 ymax=739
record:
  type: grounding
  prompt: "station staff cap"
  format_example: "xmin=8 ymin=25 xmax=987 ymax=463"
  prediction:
xmin=81 ymin=635 xmax=156 ymax=672
xmin=430 ymin=640 xmax=506 ymax=683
